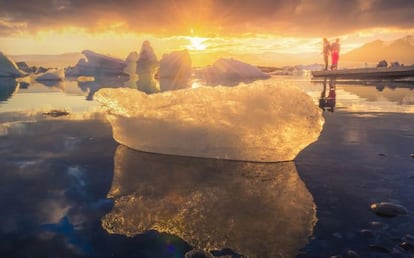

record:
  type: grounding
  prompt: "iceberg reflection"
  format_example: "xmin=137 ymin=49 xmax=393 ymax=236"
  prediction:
xmin=102 ymin=145 xmax=317 ymax=257
xmin=0 ymin=78 xmax=19 ymax=102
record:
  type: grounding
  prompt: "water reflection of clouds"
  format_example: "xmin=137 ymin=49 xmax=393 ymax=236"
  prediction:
xmin=0 ymin=118 xmax=115 ymax=256
xmin=102 ymin=145 xmax=317 ymax=257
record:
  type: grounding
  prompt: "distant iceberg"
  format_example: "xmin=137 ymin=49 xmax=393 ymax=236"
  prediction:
xmin=198 ymin=58 xmax=270 ymax=86
xmin=66 ymin=50 xmax=127 ymax=77
xmin=0 ymin=52 xmax=26 ymax=78
xmin=35 ymin=68 xmax=65 ymax=81
xmin=96 ymin=84 xmax=324 ymax=162
xmin=159 ymin=49 xmax=192 ymax=91
xmin=136 ymin=41 xmax=159 ymax=94
xmin=124 ymin=51 xmax=138 ymax=77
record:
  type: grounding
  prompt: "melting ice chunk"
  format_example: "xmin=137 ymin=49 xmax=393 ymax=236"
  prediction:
xmin=95 ymin=84 xmax=324 ymax=162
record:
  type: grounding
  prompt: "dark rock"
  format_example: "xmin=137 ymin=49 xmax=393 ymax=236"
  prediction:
xmin=368 ymin=244 xmax=391 ymax=253
xmin=42 ymin=109 xmax=70 ymax=117
xmin=390 ymin=62 xmax=401 ymax=67
xmin=377 ymin=60 xmax=388 ymax=68
xmin=370 ymin=202 xmax=408 ymax=217
xmin=400 ymin=241 xmax=414 ymax=251
xmin=346 ymin=249 xmax=359 ymax=258
xmin=185 ymin=249 xmax=214 ymax=258
xmin=402 ymin=234 xmax=414 ymax=241
xmin=360 ymin=229 xmax=375 ymax=238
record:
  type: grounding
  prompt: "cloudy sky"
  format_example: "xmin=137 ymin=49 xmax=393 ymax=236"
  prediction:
xmin=1 ymin=0 xmax=414 ymax=66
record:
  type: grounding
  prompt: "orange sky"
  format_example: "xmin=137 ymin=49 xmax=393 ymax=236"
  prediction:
xmin=1 ymin=0 xmax=414 ymax=66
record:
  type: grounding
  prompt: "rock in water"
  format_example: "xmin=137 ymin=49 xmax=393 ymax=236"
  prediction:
xmin=370 ymin=202 xmax=408 ymax=217
xmin=185 ymin=249 xmax=214 ymax=258
xmin=95 ymin=84 xmax=324 ymax=162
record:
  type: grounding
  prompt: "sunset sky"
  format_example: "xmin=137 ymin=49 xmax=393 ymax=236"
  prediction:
xmin=1 ymin=0 xmax=414 ymax=66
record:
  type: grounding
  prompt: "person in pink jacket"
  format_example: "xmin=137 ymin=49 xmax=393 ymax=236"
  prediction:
xmin=331 ymin=38 xmax=340 ymax=70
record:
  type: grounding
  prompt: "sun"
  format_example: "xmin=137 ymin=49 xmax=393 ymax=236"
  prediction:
xmin=187 ymin=36 xmax=208 ymax=51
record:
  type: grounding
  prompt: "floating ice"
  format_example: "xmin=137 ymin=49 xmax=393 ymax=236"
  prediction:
xmin=124 ymin=51 xmax=138 ymax=76
xmin=0 ymin=52 xmax=26 ymax=78
xmin=35 ymin=68 xmax=65 ymax=81
xmin=96 ymin=84 xmax=324 ymax=162
xmin=159 ymin=50 xmax=192 ymax=91
xmin=136 ymin=41 xmax=159 ymax=94
xmin=101 ymin=145 xmax=317 ymax=257
xmin=198 ymin=58 xmax=270 ymax=85
xmin=66 ymin=50 xmax=127 ymax=77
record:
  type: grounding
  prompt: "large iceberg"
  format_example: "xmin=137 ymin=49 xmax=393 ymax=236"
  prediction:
xmin=198 ymin=58 xmax=270 ymax=86
xmin=101 ymin=145 xmax=317 ymax=257
xmin=158 ymin=50 xmax=192 ymax=91
xmin=0 ymin=52 xmax=26 ymax=78
xmin=66 ymin=50 xmax=127 ymax=77
xmin=95 ymin=84 xmax=324 ymax=162
xmin=136 ymin=41 xmax=159 ymax=94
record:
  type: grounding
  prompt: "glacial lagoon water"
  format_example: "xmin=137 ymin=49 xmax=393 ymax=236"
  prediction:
xmin=0 ymin=76 xmax=414 ymax=257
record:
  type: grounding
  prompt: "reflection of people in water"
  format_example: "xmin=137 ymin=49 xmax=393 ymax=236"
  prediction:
xmin=319 ymin=78 xmax=336 ymax=112
xmin=319 ymin=78 xmax=327 ymax=109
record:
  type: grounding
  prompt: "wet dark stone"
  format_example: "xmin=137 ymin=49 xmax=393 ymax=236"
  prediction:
xmin=410 ymin=153 xmax=414 ymax=158
xmin=370 ymin=202 xmax=408 ymax=217
xmin=368 ymin=244 xmax=391 ymax=253
xmin=402 ymin=234 xmax=414 ymax=241
xmin=360 ymin=229 xmax=375 ymax=238
xmin=346 ymin=249 xmax=359 ymax=258
xmin=400 ymin=241 xmax=414 ymax=251
xmin=185 ymin=249 xmax=214 ymax=258
xmin=378 ymin=153 xmax=386 ymax=157
xmin=42 ymin=109 xmax=70 ymax=117
xmin=370 ymin=221 xmax=388 ymax=229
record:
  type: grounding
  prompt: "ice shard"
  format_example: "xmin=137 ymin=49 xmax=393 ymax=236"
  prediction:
xmin=95 ymin=84 xmax=324 ymax=162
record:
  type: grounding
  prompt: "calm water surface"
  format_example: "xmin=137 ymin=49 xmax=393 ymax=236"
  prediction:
xmin=0 ymin=76 xmax=413 ymax=258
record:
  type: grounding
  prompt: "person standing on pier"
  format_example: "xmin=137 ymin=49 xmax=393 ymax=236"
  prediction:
xmin=330 ymin=38 xmax=340 ymax=70
xmin=323 ymin=38 xmax=331 ymax=70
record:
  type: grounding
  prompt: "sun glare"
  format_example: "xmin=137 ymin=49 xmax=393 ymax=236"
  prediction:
xmin=187 ymin=36 xmax=207 ymax=51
